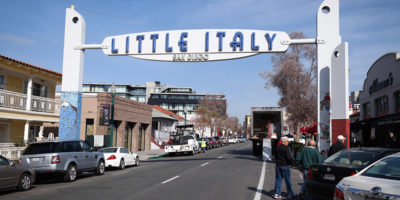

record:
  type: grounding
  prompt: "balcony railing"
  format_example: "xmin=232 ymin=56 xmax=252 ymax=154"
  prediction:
xmin=0 ymin=144 xmax=26 ymax=160
xmin=0 ymin=89 xmax=60 ymax=114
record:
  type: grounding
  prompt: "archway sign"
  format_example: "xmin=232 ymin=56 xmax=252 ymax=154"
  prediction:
xmin=60 ymin=0 xmax=349 ymax=151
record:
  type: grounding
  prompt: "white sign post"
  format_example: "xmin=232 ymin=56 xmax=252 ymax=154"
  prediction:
xmin=60 ymin=0 xmax=349 ymax=151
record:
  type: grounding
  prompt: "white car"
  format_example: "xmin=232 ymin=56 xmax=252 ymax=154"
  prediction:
xmin=98 ymin=147 xmax=139 ymax=170
xmin=228 ymin=137 xmax=238 ymax=144
xmin=335 ymin=152 xmax=400 ymax=200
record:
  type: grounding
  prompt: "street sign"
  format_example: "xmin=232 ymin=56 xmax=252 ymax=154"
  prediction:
xmin=101 ymin=29 xmax=290 ymax=62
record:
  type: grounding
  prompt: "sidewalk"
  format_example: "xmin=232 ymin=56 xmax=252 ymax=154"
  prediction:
xmin=136 ymin=149 xmax=167 ymax=160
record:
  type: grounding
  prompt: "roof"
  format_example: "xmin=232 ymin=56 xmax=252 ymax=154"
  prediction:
xmin=0 ymin=54 xmax=62 ymax=77
xmin=152 ymin=105 xmax=184 ymax=119
xmin=152 ymin=109 xmax=177 ymax=120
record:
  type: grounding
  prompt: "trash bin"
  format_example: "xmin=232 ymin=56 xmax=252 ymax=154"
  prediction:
xmin=252 ymin=139 xmax=263 ymax=155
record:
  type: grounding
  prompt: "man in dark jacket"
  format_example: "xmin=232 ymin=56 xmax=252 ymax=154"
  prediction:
xmin=274 ymin=136 xmax=296 ymax=199
xmin=328 ymin=135 xmax=346 ymax=156
xmin=296 ymin=140 xmax=323 ymax=194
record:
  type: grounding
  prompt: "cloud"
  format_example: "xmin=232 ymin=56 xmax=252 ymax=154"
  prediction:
xmin=0 ymin=33 xmax=35 ymax=44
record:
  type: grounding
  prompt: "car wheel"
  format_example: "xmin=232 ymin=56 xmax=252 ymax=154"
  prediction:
xmin=119 ymin=159 xmax=125 ymax=170
xmin=95 ymin=160 xmax=105 ymax=175
xmin=18 ymin=173 xmax=32 ymax=191
xmin=135 ymin=157 xmax=140 ymax=166
xmin=64 ymin=164 xmax=77 ymax=182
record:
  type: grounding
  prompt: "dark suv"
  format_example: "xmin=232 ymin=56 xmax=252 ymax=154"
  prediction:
xmin=21 ymin=140 xmax=105 ymax=182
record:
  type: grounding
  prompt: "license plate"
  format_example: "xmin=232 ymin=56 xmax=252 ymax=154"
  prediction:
xmin=324 ymin=173 xmax=335 ymax=181
xmin=31 ymin=157 xmax=43 ymax=162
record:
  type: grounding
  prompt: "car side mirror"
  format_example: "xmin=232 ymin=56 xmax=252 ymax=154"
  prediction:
xmin=10 ymin=160 xmax=16 ymax=166
xmin=89 ymin=147 xmax=94 ymax=152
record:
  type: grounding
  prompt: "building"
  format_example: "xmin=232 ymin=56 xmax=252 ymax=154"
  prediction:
xmin=243 ymin=115 xmax=251 ymax=136
xmin=0 ymin=54 xmax=61 ymax=159
xmin=355 ymin=52 xmax=400 ymax=147
xmin=81 ymin=93 xmax=152 ymax=152
xmin=83 ymin=81 xmax=226 ymax=122
xmin=151 ymin=105 xmax=183 ymax=149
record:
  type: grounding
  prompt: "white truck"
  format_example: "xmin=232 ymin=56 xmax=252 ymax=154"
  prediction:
xmin=164 ymin=135 xmax=199 ymax=156
xmin=164 ymin=125 xmax=200 ymax=156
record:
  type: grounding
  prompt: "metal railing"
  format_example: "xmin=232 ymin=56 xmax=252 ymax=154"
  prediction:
xmin=0 ymin=89 xmax=61 ymax=114
xmin=0 ymin=146 xmax=26 ymax=160
xmin=31 ymin=95 xmax=61 ymax=114
xmin=0 ymin=89 xmax=27 ymax=110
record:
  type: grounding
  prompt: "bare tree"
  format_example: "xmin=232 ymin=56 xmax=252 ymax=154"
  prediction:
xmin=260 ymin=31 xmax=317 ymax=141
xmin=195 ymin=95 xmax=227 ymax=136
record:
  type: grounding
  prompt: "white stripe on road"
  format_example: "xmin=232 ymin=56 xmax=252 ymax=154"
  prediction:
xmin=253 ymin=161 xmax=266 ymax=200
xmin=217 ymin=156 xmax=223 ymax=159
xmin=161 ymin=176 xmax=180 ymax=184
xmin=201 ymin=162 xmax=209 ymax=167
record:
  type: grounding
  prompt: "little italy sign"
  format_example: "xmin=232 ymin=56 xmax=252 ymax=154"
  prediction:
xmin=102 ymin=29 xmax=290 ymax=62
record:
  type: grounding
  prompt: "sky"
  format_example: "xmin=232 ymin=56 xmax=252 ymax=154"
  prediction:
xmin=0 ymin=0 xmax=399 ymax=123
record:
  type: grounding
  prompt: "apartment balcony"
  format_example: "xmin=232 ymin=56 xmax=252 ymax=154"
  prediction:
xmin=0 ymin=89 xmax=61 ymax=114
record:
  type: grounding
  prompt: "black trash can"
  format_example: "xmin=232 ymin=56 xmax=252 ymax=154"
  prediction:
xmin=252 ymin=139 xmax=263 ymax=155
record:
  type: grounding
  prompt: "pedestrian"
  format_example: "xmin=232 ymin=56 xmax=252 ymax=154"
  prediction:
xmin=328 ymin=135 xmax=346 ymax=156
xmin=274 ymin=136 xmax=296 ymax=199
xmin=386 ymin=131 xmax=399 ymax=148
xmin=296 ymin=140 xmax=323 ymax=195
xmin=321 ymin=150 xmax=327 ymax=160
xmin=201 ymin=138 xmax=207 ymax=153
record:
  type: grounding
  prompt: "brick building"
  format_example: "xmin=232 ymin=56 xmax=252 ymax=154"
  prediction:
xmin=81 ymin=93 xmax=152 ymax=152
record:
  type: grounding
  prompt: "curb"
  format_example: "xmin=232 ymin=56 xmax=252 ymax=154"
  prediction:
xmin=148 ymin=153 xmax=167 ymax=160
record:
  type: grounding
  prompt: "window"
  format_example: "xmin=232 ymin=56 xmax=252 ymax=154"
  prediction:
xmin=130 ymin=88 xmax=146 ymax=95
xmin=395 ymin=92 xmax=400 ymax=112
xmin=62 ymin=141 xmax=82 ymax=152
xmin=0 ymin=75 xmax=5 ymax=90
xmin=375 ymin=96 xmax=388 ymax=115
xmin=24 ymin=81 xmax=49 ymax=97
xmin=82 ymin=85 xmax=90 ymax=92
xmin=362 ymin=157 xmax=400 ymax=181
xmin=23 ymin=143 xmax=62 ymax=155
xmin=80 ymin=141 xmax=91 ymax=152
xmin=115 ymin=86 xmax=127 ymax=93
xmin=363 ymin=102 xmax=371 ymax=118
xmin=85 ymin=119 xmax=94 ymax=136
xmin=0 ymin=156 xmax=9 ymax=165
xmin=137 ymin=96 xmax=146 ymax=103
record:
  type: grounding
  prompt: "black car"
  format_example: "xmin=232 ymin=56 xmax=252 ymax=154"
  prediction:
xmin=306 ymin=148 xmax=399 ymax=199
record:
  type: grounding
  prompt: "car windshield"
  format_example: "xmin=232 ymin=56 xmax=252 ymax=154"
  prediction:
xmin=323 ymin=150 xmax=380 ymax=166
xmin=99 ymin=148 xmax=118 ymax=153
xmin=362 ymin=157 xmax=400 ymax=181
xmin=23 ymin=143 xmax=62 ymax=155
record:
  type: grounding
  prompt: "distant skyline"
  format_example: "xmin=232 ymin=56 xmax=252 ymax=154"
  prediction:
xmin=1 ymin=0 xmax=399 ymax=123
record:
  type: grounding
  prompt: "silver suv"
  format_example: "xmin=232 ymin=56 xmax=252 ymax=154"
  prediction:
xmin=21 ymin=140 xmax=105 ymax=182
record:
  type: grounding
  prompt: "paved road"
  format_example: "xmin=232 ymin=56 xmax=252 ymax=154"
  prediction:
xmin=0 ymin=142 xmax=302 ymax=200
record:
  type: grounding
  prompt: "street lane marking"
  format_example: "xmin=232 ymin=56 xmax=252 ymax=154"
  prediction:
xmin=217 ymin=156 xmax=223 ymax=159
xmin=201 ymin=162 xmax=209 ymax=167
xmin=254 ymin=161 xmax=266 ymax=200
xmin=161 ymin=176 xmax=180 ymax=184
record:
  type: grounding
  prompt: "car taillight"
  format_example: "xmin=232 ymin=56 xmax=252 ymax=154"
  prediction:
xmin=350 ymin=171 xmax=357 ymax=176
xmin=51 ymin=156 xmax=60 ymax=164
xmin=107 ymin=155 xmax=116 ymax=160
xmin=334 ymin=187 xmax=345 ymax=200
xmin=307 ymin=168 xmax=313 ymax=180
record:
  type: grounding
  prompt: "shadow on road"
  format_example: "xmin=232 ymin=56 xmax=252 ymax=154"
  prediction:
xmin=143 ymin=157 xmax=225 ymax=163
xmin=248 ymin=187 xmax=299 ymax=200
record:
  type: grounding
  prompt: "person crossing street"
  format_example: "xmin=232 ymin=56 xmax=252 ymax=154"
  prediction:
xmin=201 ymin=138 xmax=207 ymax=153
xmin=274 ymin=136 xmax=296 ymax=199
xmin=296 ymin=140 xmax=323 ymax=195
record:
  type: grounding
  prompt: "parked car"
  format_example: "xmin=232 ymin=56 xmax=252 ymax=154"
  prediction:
xmin=238 ymin=137 xmax=247 ymax=143
xmin=335 ymin=152 xmax=400 ymax=200
xmin=228 ymin=136 xmax=238 ymax=144
xmin=218 ymin=136 xmax=229 ymax=146
xmin=0 ymin=155 xmax=35 ymax=191
xmin=208 ymin=137 xmax=218 ymax=148
xmin=21 ymin=140 xmax=105 ymax=182
xmin=99 ymin=147 xmax=139 ymax=170
xmin=211 ymin=137 xmax=222 ymax=147
xmin=306 ymin=148 xmax=399 ymax=200
xmin=165 ymin=135 xmax=200 ymax=156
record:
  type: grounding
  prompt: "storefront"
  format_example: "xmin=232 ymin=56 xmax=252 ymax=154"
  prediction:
xmin=356 ymin=52 xmax=400 ymax=147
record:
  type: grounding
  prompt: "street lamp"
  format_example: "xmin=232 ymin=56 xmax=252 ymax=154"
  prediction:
xmin=109 ymin=84 xmax=116 ymax=147
xmin=183 ymin=107 xmax=188 ymax=126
